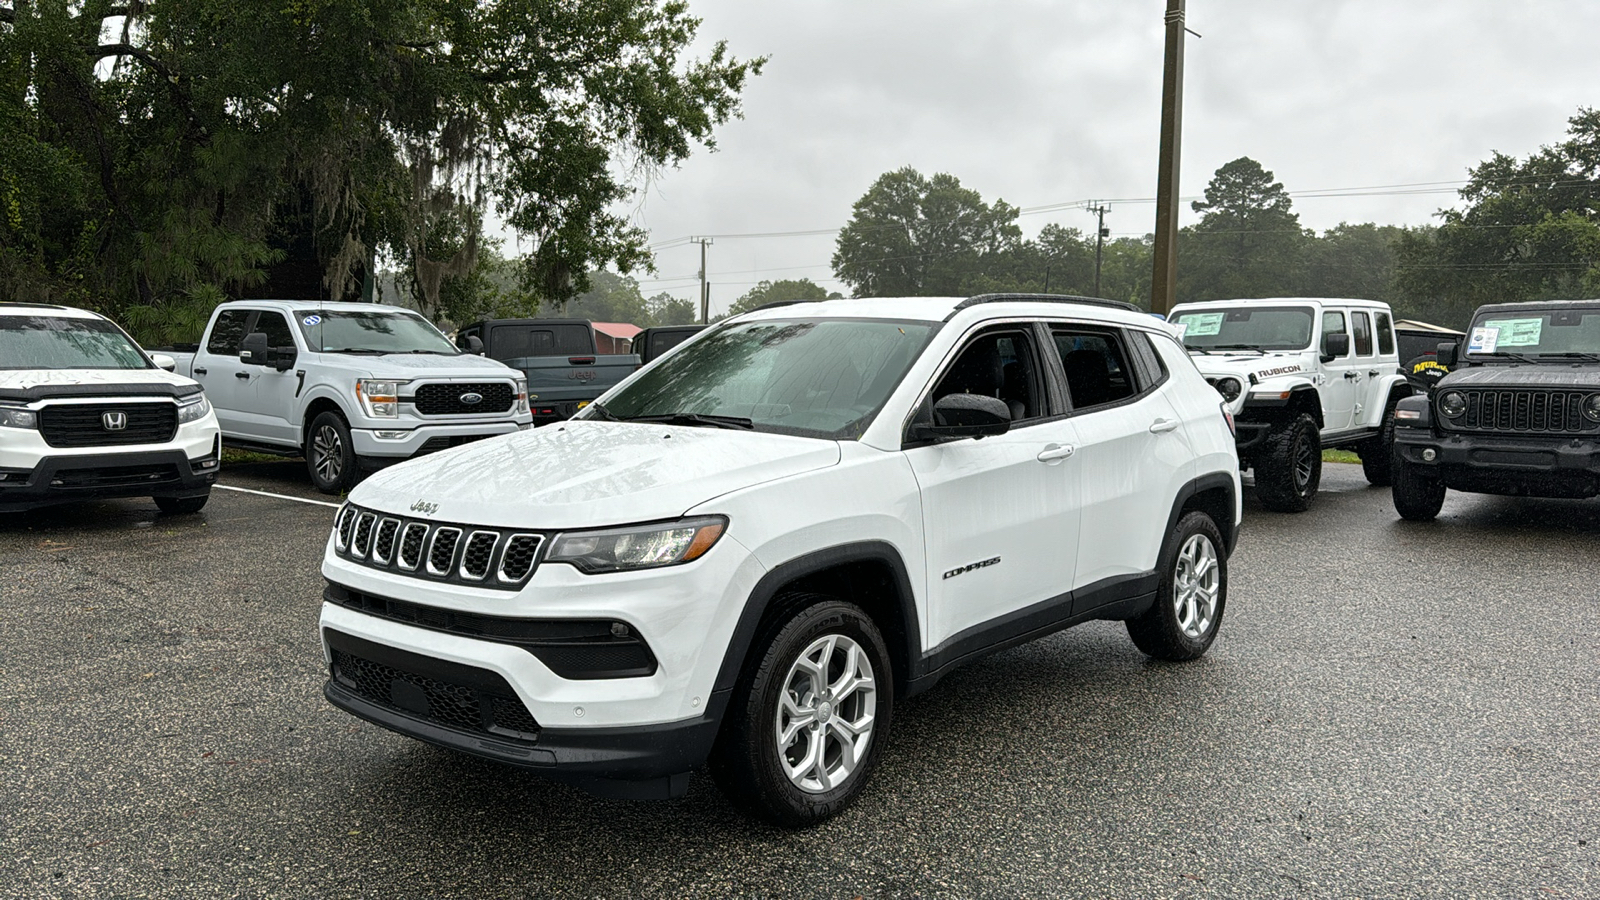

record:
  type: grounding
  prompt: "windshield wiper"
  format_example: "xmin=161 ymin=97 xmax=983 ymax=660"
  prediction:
xmin=583 ymin=403 xmax=620 ymax=421
xmin=1534 ymin=352 xmax=1600 ymax=362
xmin=620 ymin=412 xmax=755 ymax=430
xmin=402 ymin=349 xmax=456 ymax=355
xmin=323 ymin=348 xmax=387 ymax=355
xmin=1206 ymin=344 xmax=1267 ymax=352
xmin=1479 ymin=352 xmax=1538 ymax=364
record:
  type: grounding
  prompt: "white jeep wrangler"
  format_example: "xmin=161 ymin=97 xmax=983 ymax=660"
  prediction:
xmin=1168 ymin=298 xmax=1411 ymax=512
xmin=318 ymin=294 xmax=1241 ymax=825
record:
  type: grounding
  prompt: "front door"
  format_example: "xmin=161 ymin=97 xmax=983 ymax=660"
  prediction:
xmin=1319 ymin=309 xmax=1358 ymax=432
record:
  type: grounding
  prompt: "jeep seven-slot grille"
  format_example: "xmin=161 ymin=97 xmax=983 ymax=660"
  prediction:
xmin=1445 ymin=389 xmax=1597 ymax=434
xmin=411 ymin=382 xmax=515 ymax=416
xmin=39 ymin=402 xmax=178 ymax=448
xmin=331 ymin=504 xmax=545 ymax=589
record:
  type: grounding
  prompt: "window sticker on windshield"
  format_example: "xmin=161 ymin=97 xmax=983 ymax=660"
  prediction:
xmin=1467 ymin=326 xmax=1499 ymax=354
xmin=302 ymin=315 xmax=322 ymax=326
xmin=1177 ymin=312 xmax=1225 ymax=337
xmin=1172 ymin=323 xmax=1188 ymax=338
xmin=1481 ymin=318 xmax=1541 ymax=347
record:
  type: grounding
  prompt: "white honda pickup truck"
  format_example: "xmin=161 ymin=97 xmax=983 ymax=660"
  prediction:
xmin=163 ymin=301 xmax=531 ymax=493
xmin=1 ymin=303 xmax=220 ymax=514
xmin=317 ymin=293 xmax=1242 ymax=825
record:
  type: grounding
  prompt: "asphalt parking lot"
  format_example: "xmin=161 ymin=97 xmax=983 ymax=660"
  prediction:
xmin=1 ymin=461 xmax=1596 ymax=899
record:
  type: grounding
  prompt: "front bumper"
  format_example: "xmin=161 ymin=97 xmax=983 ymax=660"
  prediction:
xmin=1394 ymin=427 xmax=1600 ymax=498
xmin=350 ymin=420 xmax=525 ymax=459
xmin=0 ymin=442 xmax=219 ymax=512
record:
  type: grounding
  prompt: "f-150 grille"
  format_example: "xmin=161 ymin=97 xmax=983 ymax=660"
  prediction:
xmin=331 ymin=503 xmax=544 ymax=589
xmin=39 ymin=402 xmax=178 ymax=448
xmin=1444 ymin=389 xmax=1596 ymax=434
xmin=411 ymin=382 xmax=515 ymax=416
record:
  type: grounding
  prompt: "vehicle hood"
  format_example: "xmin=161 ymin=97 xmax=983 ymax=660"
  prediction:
xmin=350 ymin=420 xmax=842 ymax=528
xmin=0 ymin=367 xmax=202 ymax=401
xmin=1188 ymin=352 xmax=1314 ymax=384
xmin=1439 ymin=365 xmax=1600 ymax=390
xmin=312 ymin=352 xmax=521 ymax=381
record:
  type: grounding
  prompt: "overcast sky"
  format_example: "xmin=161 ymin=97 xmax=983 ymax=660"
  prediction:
xmin=600 ymin=1 xmax=1600 ymax=315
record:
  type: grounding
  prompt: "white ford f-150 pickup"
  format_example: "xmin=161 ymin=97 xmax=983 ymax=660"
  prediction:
xmin=163 ymin=301 xmax=532 ymax=493
xmin=1 ymin=303 xmax=221 ymax=514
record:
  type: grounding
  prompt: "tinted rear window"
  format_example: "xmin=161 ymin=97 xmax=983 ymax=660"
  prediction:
xmin=488 ymin=325 xmax=593 ymax=359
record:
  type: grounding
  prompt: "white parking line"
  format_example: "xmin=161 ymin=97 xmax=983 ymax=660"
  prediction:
xmin=216 ymin=484 xmax=342 ymax=508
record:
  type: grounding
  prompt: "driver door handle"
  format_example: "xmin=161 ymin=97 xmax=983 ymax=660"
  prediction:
xmin=1149 ymin=418 xmax=1179 ymax=434
xmin=235 ymin=371 xmax=251 ymax=380
xmin=1344 ymin=371 xmax=1360 ymax=380
xmin=193 ymin=367 xmax=207 ymax=376
xmin=1036 ymin=443 xmax=1075 ymax=462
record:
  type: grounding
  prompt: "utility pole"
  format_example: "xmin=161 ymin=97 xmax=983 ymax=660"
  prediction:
xmin=1151 ymin=0 xmax=1189 ymax=316
xmin=692 ymin=237 xmax=714 ymax=323
xmin=1087 ymin=204 xmax=1110 ymax=297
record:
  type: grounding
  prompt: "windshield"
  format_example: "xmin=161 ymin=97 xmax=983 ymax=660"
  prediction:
xmin=0 ymin=315 xmax=152 ymax=371
xmin=585 ymin=318 xmax=939 ymax=439
xmin=1172 ymin=306 xmax=1315 ymax=352
xmin=294 ymin=310 xmax=459 ymax=354
xmin=1464 ymin=307 xmax=1600 ymax=359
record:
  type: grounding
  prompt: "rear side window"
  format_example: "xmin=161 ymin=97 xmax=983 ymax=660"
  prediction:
xmin=207 ymin=310 xmax=250 ymax=356
xmin=1352 ymin=312 xmax=1373 ymax=356
xmin=1375 ymin=312 xmax=1395 ymax=355
xmin=1049 ymin=328 xmax=1137 ymax=411
xmin=488 ymin=325 xmax=592 ymax=360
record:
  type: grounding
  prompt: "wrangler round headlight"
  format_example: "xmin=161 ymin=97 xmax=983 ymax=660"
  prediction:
xmin=1584 ymin=394 xmax=1600 ymax=423
xmin=1212 ymin=377 xmax=1242 ymax=403
xmin=1439 ymin=391 xmax=1467 ymax=418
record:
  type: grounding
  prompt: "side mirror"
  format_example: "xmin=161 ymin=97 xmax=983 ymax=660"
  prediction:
xmin=912 ymin=393 xmax=1012 ymax=441
xmin=466 ymin=335 xmax=484 ymax=354
xmin=271 ymin=344 xmax=297 ymax=372
xmin=150 ymin=353 xmax=177 ymax=372
xmin=240 ymin=332 xmax=270 ymax=366
xmin=1320 ymin=332 xmax=1350 ymax=361
xmin=1436 ymin=341 xmax=1457 ymax=369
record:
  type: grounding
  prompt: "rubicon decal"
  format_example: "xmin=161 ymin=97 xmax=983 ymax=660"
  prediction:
xmin=1253 ymin=364 xmax=1303 ymax=379
xmin=944 ymin=556 xmax=1001 ymax=580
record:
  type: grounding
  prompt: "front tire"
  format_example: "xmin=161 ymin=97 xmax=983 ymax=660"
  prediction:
xmin=1254 ymin=412 xmax=1321 ymax=512
xmin=1359 ymin=396 xmax=1401 ymax=486
xmin=709 ymin=598 xmax=893 ymax=828
xmin=1127 ymin=511 xmax=1227 ymax=661
xmin=306 ymin=411 xmax=358 ymax=495
xmin=1391 ymin=455 xmax=1446 ymax=521
xmin=155 ymin=493 xmax=208 ymax=515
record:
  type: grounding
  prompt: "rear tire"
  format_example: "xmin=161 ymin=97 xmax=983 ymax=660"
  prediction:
xmin=1359 ymin=396 xmax=1401 ymax=486
xmin=709 ymin=597 xmax=893 ymax=828
xmin=306 ymin=411 xmax=358 ymax=495
xmin=1391 ymin=455 xmax=1446 ymax=521
xmin=1254 ymin=413 xmax=1321 ymax=512
xmin=1128 ymin=511 xmax=1227 ymax=661
xmin=155 ymin=493 xmax=208 ymax=515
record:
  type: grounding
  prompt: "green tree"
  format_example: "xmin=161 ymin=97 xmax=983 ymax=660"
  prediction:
xmin=832 ymin=167 xmax=1021 ymax=296
xmin=1178 ymin=157 xmax=1309 ymax=301
xmin=724 ymin=278 xmax=839 ymax=317
xmin=559 ymin=270 xmax=650 ymax=324
xmin=645 ymin=292 xmax=698 ymax=326
xmin=0 ymin=0 xmax=762 ymax=343
xmin=1300 ymin=223 xmax=1405 ymax=303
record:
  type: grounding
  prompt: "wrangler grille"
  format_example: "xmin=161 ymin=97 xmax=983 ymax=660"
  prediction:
xmin=330 ymin=504 xmax=545 ymax=589
xmin=1444 ymin=389 xmax=1597 ymax=434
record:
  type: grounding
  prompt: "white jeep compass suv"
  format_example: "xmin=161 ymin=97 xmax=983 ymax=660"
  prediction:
xmin=318 ymin=294 xmax=1242 ymax=825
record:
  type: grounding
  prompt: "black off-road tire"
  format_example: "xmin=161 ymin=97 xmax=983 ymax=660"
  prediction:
xmin=1358 ymin=395 xmax=1401 ymax=486
xmin=306 ymin=410 xmax=359 ymax=495
xmin=1391 ymin=455 xmax=1446 ymax=521
xmin=708 ymin=597 xmax=894 ymax=828
xmin=1128 ymin=511 xmax=1228 ymax=661
xmin=1254 ymin=413 xmax=1321 ymax=513
xmin=155 ymin=493 xmax=209 ymax=515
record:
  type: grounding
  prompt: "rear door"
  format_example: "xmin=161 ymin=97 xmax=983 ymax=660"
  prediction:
xmin=906 ymin=323 xmax=1082 ymax=651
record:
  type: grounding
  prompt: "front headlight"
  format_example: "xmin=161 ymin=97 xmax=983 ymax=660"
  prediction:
xmin=356 ymin=379 xmax=407 ymax=418
xmin=1439 ymin=391 xmax=1467 ymax=418
xmin=0 ymin=405 xmax=37 ymax=429
xmin=1212 ymin=377 xmax=1242 ymax=403
xmin=176 ymin=394 xmax=211 ymax=424
xmin=547 ymin=516 xmax=727 ymax=574
xmin=1585 ymin=394 xmax=1600 ymax=423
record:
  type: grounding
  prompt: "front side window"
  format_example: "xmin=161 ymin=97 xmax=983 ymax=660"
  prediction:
xmin=253 ymin=312 xmax=296 ymax=349
xmin=1173 ymin=306 xmax=1315 ymax=352
xmin=295 ymin=310 xmax=458 ymax=355
xmin=590 ymin=318 xmax=938 ymax=439
xmin=0 ymin=315 xmax=152 ymax=371
xmin=1352 ymin=312 xmax=1373 ymax=356
xmin=928 ymin=327 xmax=1047 ymax=424
xmin=1051 ymin=328 xmax=1137 ymax=410
xmin=1322 ymin=311 xmax=1348 ymax=356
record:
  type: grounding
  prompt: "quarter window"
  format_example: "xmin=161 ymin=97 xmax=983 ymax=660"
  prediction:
xmin=1352 ymin=312 xmax=1373 ymax=356
xmin=1375 ymin=312 xmax=1395 ymax=355
xmin=207 ymin=310 xmax=251 ymax=356
xmin=1126 ymin=331 xmax=1169 ymax=389
xmin=1049 ymin=328 xmax=1137 ymax=411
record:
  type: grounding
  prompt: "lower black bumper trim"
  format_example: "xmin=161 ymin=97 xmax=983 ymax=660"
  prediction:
xmin=0 ymin=447 xmax=216 ymax=512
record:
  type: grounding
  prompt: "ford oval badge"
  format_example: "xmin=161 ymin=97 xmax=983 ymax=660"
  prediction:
xmin=459 ymin=392 xmax=483 ymax=405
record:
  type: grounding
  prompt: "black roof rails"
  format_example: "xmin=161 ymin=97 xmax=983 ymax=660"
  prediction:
xmin=947 ymin=293 xmax=1142 ymax=321
xmin=749 ymin=298 xmax=824 ymax=313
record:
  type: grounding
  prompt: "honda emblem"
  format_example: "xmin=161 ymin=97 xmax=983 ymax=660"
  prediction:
xmin=102 ymin=411 xmax=128 ymax=431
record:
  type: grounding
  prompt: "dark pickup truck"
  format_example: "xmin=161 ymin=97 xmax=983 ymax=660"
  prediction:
xmin=632 ymin=325 xmax=706 ymax=364
xmin=457 ymin=318 xmax=640 ymax=424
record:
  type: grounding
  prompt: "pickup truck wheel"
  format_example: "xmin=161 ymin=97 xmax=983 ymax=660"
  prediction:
xmin=1254 ymin=413 xmax=1321 ymax=512
xmin=709 ymin=597 xmax=893 ymax=828
xmin=1359 ymin=397 xmax=1400 ymax=486
xmin=1127 ymin=511 xmax=1227 ymax=661
xmin=1391 ymin=455 xmax=1446 ymax=521
xmin=154 ymin=493 xmax=208 ymax=515
xmin=307 ymin=411 xmax=358 ymax=495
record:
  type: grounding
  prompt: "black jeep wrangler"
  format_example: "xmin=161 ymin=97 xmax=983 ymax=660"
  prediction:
xmin=1391 ymin=300 xmax=1600 ymax=520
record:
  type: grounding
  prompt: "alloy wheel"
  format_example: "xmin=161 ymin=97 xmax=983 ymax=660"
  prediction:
xmin=1172 ymin=533 xmax=1220 ymax=639
xmin=774 ymin=633 xmax=877 ymax=793
xmin=313 ymin=425 xmax=344 ymax=483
